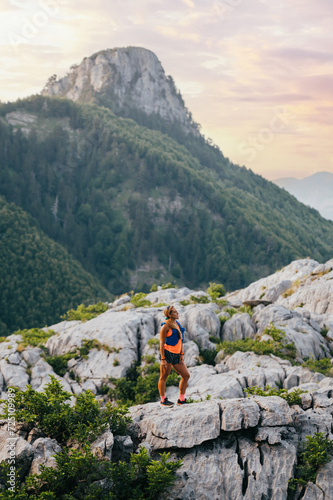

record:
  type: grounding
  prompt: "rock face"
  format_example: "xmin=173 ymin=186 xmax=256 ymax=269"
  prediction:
xmin=127 ymin=394 xmax=333 ymax=500
xmin=42 ymin=47 xmax=198 ymax=135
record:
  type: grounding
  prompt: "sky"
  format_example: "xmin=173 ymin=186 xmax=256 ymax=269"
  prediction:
xmin=0 ymin=0 xmax=332 ymax=180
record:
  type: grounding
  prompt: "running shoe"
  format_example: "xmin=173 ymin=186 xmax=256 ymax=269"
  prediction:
xmin=177 ymin=399 xmax=188 ymax=405
xmin=160 ymin=398 xmax=174 ymax=407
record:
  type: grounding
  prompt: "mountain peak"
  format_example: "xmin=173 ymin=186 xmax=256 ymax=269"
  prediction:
xmin=41 ymin=46 xmax=199 ymax=135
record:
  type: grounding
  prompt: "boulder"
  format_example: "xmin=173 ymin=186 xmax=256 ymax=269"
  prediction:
xmin=90 ymin=426 xmax=114 ymax=460
xmin=29 ymin=438 xmax=62 ymax=475
xmin=302 ymin=482 xmax=324 ymax=500
xmin=129 ymin=400 xmax=220 ymax=450
xmin=0 ymin=360 xmax=29 ymax=390
xmin=0 ymin=430 xmax=34 ymax=478
xmin=178 ymin=304 xmax=221 ymax=349
xmin=219 ymin=398 xmax=260 ymax=431
xmin=166 ymin=365 xmax=244 ymax=402
xmin=112 ymin=295 xmax=130 ymax=307
xmin=316 ymin=460 xmax=333 ymax=499
xmin=30 ymin=359 xmax=72 ymax=393
xmin=221 ymin=313 xmax=256 ymax=342
xmin=46 ymin=310 xmax=156 ymax=379
xmin=252 ymin=396 xmax=293 ymax=426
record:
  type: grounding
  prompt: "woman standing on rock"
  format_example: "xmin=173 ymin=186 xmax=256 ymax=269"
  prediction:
xmin=158 ymin=305 xmax=190 ymax=407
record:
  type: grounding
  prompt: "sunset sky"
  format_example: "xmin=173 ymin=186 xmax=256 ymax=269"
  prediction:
xmin=1 ymin=0 xmax=332 ymax=180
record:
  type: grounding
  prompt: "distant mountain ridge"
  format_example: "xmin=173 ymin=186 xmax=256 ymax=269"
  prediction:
xmin=42 ymin=47 xmax=199 ymax=136
xmin=274 ymin=172 xmax=333 ymax=221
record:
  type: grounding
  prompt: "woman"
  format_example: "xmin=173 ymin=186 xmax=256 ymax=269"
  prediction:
xmin=158 ymin=305 xmax=190 ymax=407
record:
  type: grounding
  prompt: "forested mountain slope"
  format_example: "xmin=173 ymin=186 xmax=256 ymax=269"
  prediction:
xmin=0 ymin=197 xmax=110 ymax=336
xmin=1 ymin=96 xmax=332 ymax=295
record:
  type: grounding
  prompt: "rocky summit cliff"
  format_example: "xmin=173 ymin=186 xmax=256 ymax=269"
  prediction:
xmin=1 ymin=258 xmax=333 ymax=498
xmin=41 ymin=47 xmax=198 ymax=135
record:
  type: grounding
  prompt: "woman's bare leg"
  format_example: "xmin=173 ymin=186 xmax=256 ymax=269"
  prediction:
xmin=158 ymin=362 xmax=172 ymax=397
xmin=173 ymin=363 xmax=190 ymax=395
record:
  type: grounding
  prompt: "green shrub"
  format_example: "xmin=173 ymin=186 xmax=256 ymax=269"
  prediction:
xmin=215 ymin=298 xmax=228 ymax=306
xmin=0 ymin=377 xmax=131 ymax=444
xmin=179 ymin=300 xmax=190 ymax=306
xmin=217 ymin=336 xmax=296 ymax=362
xmin=200 ymin=348 xmax=218 ymax=366
xmin=320 ymin=327 xmax=329 ymax=337
xmin=15 ymin=328 xmax=56 ymax=348
xmin=262 ymin=324 xmax=285 ymax=341
xmin=45 ymin=352 xmax=79 ymax=377
xmin=161 ymin=283 xmax=176 ymax=290
xmin=237 ymin=305 xmax=253 ymax=317
xmin=1 ymin=445 xmax=181 ymax=499
xmin=110 ymin=362 xmax=180 ymax=406
xmin=289 ymin=432 xmax=333 ymax=489
xmin=147 ymin=338 xmax=159 ymax=347
xmin=245 ymin=385 xmax=306 ymax=406
xmin=207 ymin=282 xmax=226 ymax=300
xmin=142 ymin=355 xmax=156 ymax=364
xmin=190 ymin=295 xmax=209 ymax=304
xmin=302 ymin=357 xmax=333 ymax=377
xmin=61 ymin=302 xmax=108 ymax=321
xmin=209 ymin=335 xmax=221 ymax=344
xmin=130 ymin=293 xmax=151 ymax=308
xmin=150 ymin=283 xmax=158 ymax=292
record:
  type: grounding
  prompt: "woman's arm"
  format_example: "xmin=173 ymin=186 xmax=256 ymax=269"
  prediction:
xmin=160 ymin=324 xmax=169 ymax=360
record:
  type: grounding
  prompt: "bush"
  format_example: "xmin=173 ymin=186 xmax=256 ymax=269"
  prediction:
xmin=15 ymin=328 xmax=56 ymax=348
xmin=217 ymin=335 xmax=296 ymax=362
xmin=245 ymin=385 xmax=306 ymax=406
xmin=110 ymin=362 xmax=180 ymax=406
xmin=45 ymin=352 xmax=79 ymax=377
xmin=179 ymin=300 xmax=190 ymax=306
xmin=290 ymin=432 xmax=333 ymax=489
xmin=161 ymin=283 xmax=176 ymax=290
xmin=199 ymin=348 xmax=217 ymax=366
xmin=61 ymin=302 xmax=108 ymax=321
xmin=207 ymin=282 xmax=225 ymax=300
xmin=302 ymin=357 xmax=333 ymax=377
xmin=130 ymin=293 xmax=151 ymax=308
xmin=0 ymin=446 xmax=182 ymax=499
xmin=190 ymin=295 xmax=209 ymax=304
xmin=0 ymin=377 xmax=131 ymax=444
xmin=147 ymin=338 xmax=159 ymax=347
xmin=150 ymin=283 xmax=158 ymax=292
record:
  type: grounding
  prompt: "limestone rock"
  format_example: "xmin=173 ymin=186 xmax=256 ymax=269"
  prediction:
xmin=252 ymin=396 xmax=293 ymax=426
xmin=316 ymin=460 xmax=333 ymax=499
xmin=302 ymin=482 xmax=324 ymax=500
xmin=166 ymin=364 xmax=244 ymax=401
xmin=221 ymin=313 xmax=256 ymax=342
xmin=30 ymin=359 xmax=72 ymax=393
xmin=178 ymin=304 xmax=221 ymax=349
xmin=164 ymin=436 xmax=297 ymax=500
xmin=183 ymin=341 xmax=200 ymax=367
xmin=0 ymin=430 xmax=34 ymax=478
xmin=46 ymin=310 xmax=155 ymax=379
xmin=227 ymin=258 xmax=318 ymax=305
xmin=219 ymin=398 xmax=260 ymax=431
xmin=112 ymin=435 xmax=133 ymax=462
xmin=21 ymin=347 xmax=44 ymax=366
xmin=90 ymin=426 xmax=114 ymax=460
xmin=129 ymin=400 xmax=220 ymax=450
xmin=0 ymin=359 xmax=29 ymax=390
xmin=292 ymin=406 xmax=333 ymax=442
xmin=29 ymin=438 xmax=62 ymax=475
xmin=112 ymin=295 xmax=130 ymax=307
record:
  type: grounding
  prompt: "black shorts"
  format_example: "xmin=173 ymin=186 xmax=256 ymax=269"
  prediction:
xmin=164 ymin=350 xmax=181 ymax=365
